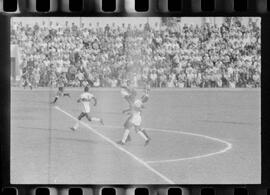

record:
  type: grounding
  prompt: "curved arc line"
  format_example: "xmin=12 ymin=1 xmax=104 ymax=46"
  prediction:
xmin=145 ymin=128 xmax=232 ymax=164
xmin=92 ymin=124 xmax=233 ymax=164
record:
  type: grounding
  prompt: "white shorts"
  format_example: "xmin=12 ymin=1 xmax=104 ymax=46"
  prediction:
xmin=82 ymin=103 xmax=91 ymax=113
xmin=131 ymin=114 xmax=142 ymax=126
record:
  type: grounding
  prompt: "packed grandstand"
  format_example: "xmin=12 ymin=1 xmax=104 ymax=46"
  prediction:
xmin=10 ymin=17 xmax=261 ymax=88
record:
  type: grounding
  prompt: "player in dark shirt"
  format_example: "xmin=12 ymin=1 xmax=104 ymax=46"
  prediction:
xmin=22 ymin=68 xmax=33 ymax=90
xmin=51 ymin=76 xmax=71 ymax=104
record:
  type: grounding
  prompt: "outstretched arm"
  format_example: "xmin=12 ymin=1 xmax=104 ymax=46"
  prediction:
xmin=122 ymin=108 xmax=131 ymax=114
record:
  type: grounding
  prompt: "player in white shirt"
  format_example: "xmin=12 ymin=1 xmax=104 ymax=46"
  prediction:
xmin=119 ymin=83 xmax=137 ymax=143
xmin=117 ymin=85 xmax=151 ymax=146
xmin=71 ymin=86 xmax=104 ymax=131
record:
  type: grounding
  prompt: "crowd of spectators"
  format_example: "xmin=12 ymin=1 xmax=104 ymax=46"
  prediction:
xmin=11 ymin=17 xmax=261 ymax=88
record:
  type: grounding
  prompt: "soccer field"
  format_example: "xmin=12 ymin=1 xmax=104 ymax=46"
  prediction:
xmin=10 ymin=87 xmax=261 ymax=184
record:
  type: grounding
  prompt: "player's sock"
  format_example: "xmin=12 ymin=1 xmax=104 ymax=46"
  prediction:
xmin=141 ymin=129 xmax=150 ymax=139
xmin=122 ymin=129 xmax=130 ymax=143
xmin=138 ymin=130 xmax=149 ymax=141
xmin=52 ymin=96 xmax=58 ymax=104
xmin=64 ymin=93 xmax=70 ymax=97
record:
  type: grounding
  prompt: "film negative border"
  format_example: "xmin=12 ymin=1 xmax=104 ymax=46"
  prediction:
xmin=0 ymin=0 xmax=269 ymax=14
xmin=1 ymin=0 xmax=270 ymax=194
xmin=1 ymin=186 xmax=270 ymax=195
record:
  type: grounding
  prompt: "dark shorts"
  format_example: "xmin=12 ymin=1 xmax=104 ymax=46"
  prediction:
xmin=124 ymin=115 xmax=132 ymax=128
xmin=78 ymin=112 xmax=91 ymax=121
xmin=56 ymin=90 xmax=63 ymax=97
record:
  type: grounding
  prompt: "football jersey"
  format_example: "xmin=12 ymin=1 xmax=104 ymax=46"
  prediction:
xmin=80 ymin=92 xmax=94 ymax=113
xmin=134 ymin=99 xmax=143 ymax=108
xmin=132 ymin=99 xmax=143 ymax=115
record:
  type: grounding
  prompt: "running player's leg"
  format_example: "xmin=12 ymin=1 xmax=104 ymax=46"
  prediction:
xmin=135 ymin=126 xmax=151 ymax=146
xmin=23 ymin=80 xmax=27 ymax=89
xmin=117 ymin=121 xmax=132 ymax=145
xmin=51 ymin=88 xmax=63 ymax=104
xmin=62 ymin=87 xmax=71 ymax=97
xmin=59 ymin=87 xmax=70 ymax=97
xmin=51 ymin=93 xmax=60 ymax=104
xmin=124 ymin=115 xmax=132 ymax=142
xmin=71 ymin=112 xmax=86 ymax=131
xmin=29 ymin=82 xmax=33 ymax=90
xmin=118 ymin=114 xmax=139 ymax=145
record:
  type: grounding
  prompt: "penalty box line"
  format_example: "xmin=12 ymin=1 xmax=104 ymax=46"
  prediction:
xmin=54 ymin=106 xmax=175 ymax=184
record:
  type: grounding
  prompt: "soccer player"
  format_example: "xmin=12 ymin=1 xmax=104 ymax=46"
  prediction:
xmin=22 ymin=78 xmax=33 ymax=90
xmin=120 ymin=84 xmax=137 ymax=143
xmin=51 ymin=75 xmax=70 ymax=104
xmin=117 ymin=86 xmax=151 ymax=146
xmin=71 ymin=86 xmax=104 ymax=131
xmin=22 ymin=71 xmax=33 ymax=90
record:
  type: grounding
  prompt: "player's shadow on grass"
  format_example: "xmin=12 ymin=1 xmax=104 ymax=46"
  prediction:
xmin=17 ymin=126 xmax=99 ymax=144
xmin=17 ymin=126 xmax=69 ymax=133
xmin=69 ymin=109 xmax=123 ymax=116
xmin=198 ymin=119 xmax=255 ymax=126
xmin=54 ymin=137 xmax=98 ymax=144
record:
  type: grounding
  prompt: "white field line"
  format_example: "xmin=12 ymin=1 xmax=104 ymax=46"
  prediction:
xmin=89 ymin=124 xmax=233 ymax=164
xmin=145 ymin=129 xmax=232 ymax=163
xmin=54 ymin=106 xmax=175 ymax=184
